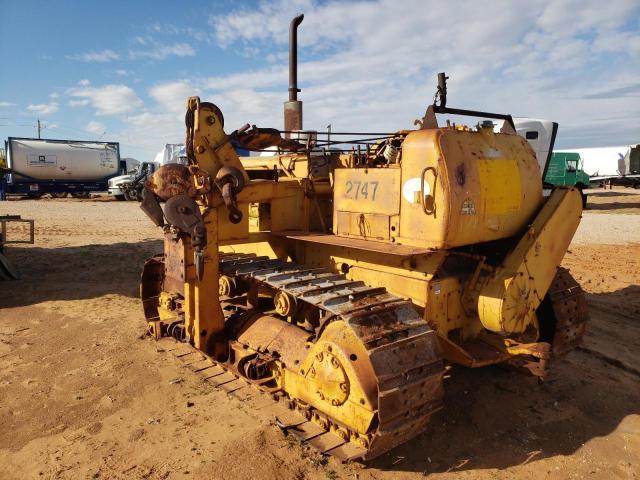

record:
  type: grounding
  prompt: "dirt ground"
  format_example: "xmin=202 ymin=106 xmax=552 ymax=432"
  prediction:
xmin=585 ymin=186 xmax=640 ymax=215
xmin=0 ymin=189 xmax=639 ymax=480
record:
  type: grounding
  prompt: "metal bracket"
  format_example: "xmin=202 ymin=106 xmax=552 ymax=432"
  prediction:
xmin=164 ymin=195 xmax=208 ymax=280
xmin=214 ymin=166 xmax=245 ymax=224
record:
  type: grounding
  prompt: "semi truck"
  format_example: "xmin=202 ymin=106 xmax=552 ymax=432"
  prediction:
xmin=2 ymin=137 xmax=122 ymax=198
xmin=555 ymin=145 xmax=640 ymax=188
xmin=544 ymin=152 xmax=591 ymax=206
xmin=508 ymin=119 xmax=589 ymax=206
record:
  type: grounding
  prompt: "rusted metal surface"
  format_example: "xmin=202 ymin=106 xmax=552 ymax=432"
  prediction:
xmin=288 ymin=14 xmax=304 ymax=103
xmin=162 ymin=195 xmax=207 ymax=278
xmin=284 ymin=101 xmax=303 ymax=135
xmin=164 ymin=195 xmax=206 ymax=247
xmin=498 ymin=267 xmax=588 ymax=378
xmin=214 ymin=166 xmax=245 ymax=224
xmin=284 ymin=14 xmax=304 ymax=134
xmin=218 ymin=253 xmax=444 ymax=461
xmin=162 ymin=235 xmax=186 ymax=295
xmin=140 ymin=254 xmax=165 ymax=321
xmin=233 ymin=126 xmax=304 ymax=152
xmin=545 ymin=267 xmax=589 ymax=356
xmin=160 ymin=336 xmax=363 ymax=458
xmin=146 ymin=163 xmax=196 ymax=201
xmin=273 ymin=231 xmax=434 ymax=257
xmin=236 ymin=314 xmax=309 ymax=368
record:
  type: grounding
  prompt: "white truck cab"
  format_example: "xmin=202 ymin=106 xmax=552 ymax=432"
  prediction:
xmin=108 ymin=161 xmax=159 ymax=200
xmin=494 ymin=118 xmax=558 ymax=180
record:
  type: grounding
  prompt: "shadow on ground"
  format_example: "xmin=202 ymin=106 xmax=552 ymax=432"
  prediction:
xmin=0 ymin=240 xmax=163 ymax=307
xmin=368 ymin=287 xmax=640 ymax=474
xmin=586 ymin=190 xmax=639 ymax=197
xmin=586 ymin=201 xmax=640 ymax=211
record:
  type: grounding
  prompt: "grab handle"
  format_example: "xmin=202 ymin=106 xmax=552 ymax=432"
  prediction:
xmin=420 ymin=166 xmax=437 ymax=216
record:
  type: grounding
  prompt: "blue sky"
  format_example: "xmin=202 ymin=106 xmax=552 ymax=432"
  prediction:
xmin=1 ymin=0 xmax=639 ymax=161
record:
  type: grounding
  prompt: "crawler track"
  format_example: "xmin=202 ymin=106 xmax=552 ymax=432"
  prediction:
xmin=546 ymin=267 xmax=589 ymax=357
xmin=157 ymin=253 xmax=444 ymax=461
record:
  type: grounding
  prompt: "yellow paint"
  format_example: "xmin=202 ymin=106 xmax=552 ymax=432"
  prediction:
xmin=477 ymin=159 xmax=521 ymax=214
xmin=398 ymin=128 xmax=543 ymax=249
xmin=145 ymin=95 xmax=586 ymax=452
xmin=282 ymin=321 xmax=377 ymax=434
xmin=334 ymin=168 xmax=400 ymax=216
xmin=477 ymin=187 xmax=583 ymax=334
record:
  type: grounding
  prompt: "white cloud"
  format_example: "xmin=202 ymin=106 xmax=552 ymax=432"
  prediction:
xmin=66 ymin=49 xmax=119 ymax=62
xmin=67 ymin=84 xmax=143 ymax=115
xmin=78 ymin=79 xmax=91 ymax=86
xmin=204 ymin=67 xmax=287 ymax=91
xmin=0 ymin=101 xmax=16 ymax=107
xmin=116 ymin=111 xmax=186 ymax=159
xmin=49 ymin=92 xmax=60 ymax=99
xmin=95 ymin=0 xmax=640 ymax=160
xmin=26 ymin=102 xmax=59 ymax=115
xmin=68 ymin=99 xmax=90 ymax=107
xmin=149 ymin=80 xmax=199 ymax=113
xmin=128 ymin=42 xmax=195 ymax=60
xmin=202 ymin=0 xmax=640 ymax=148
xmin=115 ymin=69 xmax=130 ymax=77
xmin=148 ymin=22 xmax=212 ymax=43
xmin=85 ymin=120 xmax=106 ymax=134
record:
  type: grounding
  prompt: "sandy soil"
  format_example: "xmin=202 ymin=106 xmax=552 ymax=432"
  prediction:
xmin=585 ymin=187 xmax=640 ymax=215
xmin=0 ymin=195 xmax=639 ymax=480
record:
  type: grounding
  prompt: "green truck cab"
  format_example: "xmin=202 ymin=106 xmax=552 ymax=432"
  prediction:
xmin=544 ymin=152 xmax=590 ymax=207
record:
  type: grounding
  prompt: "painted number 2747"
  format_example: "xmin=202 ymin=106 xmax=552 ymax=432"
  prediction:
xmin=345 ymin=180 xmax=379 ymax=200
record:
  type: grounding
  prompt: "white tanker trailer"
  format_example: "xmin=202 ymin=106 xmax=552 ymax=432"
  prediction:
xmin=1 ymin=137 xmax=122 ymax=198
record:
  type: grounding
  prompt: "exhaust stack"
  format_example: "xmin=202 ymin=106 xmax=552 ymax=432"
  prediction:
xmin=284 ymin=14 xmax=304 ymax=135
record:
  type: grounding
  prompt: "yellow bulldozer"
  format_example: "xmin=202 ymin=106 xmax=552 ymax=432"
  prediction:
xmin=138 ymin=15 xmax=587 ymax=461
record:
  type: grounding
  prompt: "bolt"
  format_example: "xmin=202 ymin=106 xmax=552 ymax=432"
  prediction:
xmin=331 ymin=358 xmax=340 ymax=369
xmin=331 ymin=399 xmax=339 ymax=406
xmin=339 ymin=383 xmax=348 ymax=393
xmin=196 ymin=145 xmax=205 ymax=154
xmin=316 ymin=391 xmax=324 ymax=400
xmin=206 ymin=115 xmax=216 ymax=125
xmin=316 ymin=352 xmax=323 ymax=362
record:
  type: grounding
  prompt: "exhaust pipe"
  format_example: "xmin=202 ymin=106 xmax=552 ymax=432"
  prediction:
xmin=284 ymin=14 xmax=304 ymax=135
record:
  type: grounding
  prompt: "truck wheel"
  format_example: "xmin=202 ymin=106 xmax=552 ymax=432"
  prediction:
xmin=114 ymin=194 xmax=126 ymax=201
xmin=50 ymin=192 xmax=68 ymax=198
